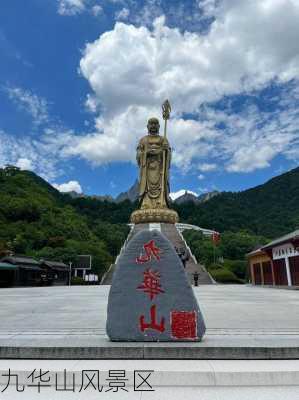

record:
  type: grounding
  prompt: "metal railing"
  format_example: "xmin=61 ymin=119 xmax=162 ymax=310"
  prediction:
xmin=176 ymin=223 xmax=217 ymax=236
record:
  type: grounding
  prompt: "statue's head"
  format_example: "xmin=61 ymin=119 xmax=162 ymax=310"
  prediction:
xmin=147 ymin=117 xmax=160 ymax=135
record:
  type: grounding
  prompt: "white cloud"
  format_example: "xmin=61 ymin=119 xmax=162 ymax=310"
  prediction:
xmin=58 ymin=0 xmax=86 ymax=16
xmin=53 ymin=180 xmax=83 ymax=193
xmin=197 ymin=0 xmax=219 ymax=17
xmin=198 ymin=174 xmax=205 ymax=180
xmin=80 ymin=2 xmax=299 ymax=114
xmin=63 ymin=105 xmax=217 ymax=171
xmin=0 ymin=136 xmax=32 ymax=174
xmin=0 ymin=128 xmax=73 ymax=181
xmin=170 ymin=189 xmax=198 ymax=201
xmin=57 ymin=0 xmax=104 ymax=17
xmin=76 ymin=1 xmax=299 ymax=173
xmin=15 ymin=158 xmax=34 ymax=171
xmin=115 ymin=7 xmax=130 ymax=21
xmin=5 ymin=86 xmax=49 ymax=126
xmin=198 ymin=163 xmax=217 ymax=172
xmin=128 ymin=0 xmax=162 ymax=26
xmin=117 ymin=0 xmax=207 ymax=31
xmin=205 ymin=97 xmax=299 ymax=172
xmin=91 ymin=4 xmax=103 ymax=16
xmin=15 ymin=1 xmax=298 ymax=179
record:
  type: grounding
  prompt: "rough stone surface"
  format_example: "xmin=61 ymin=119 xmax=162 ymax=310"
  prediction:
xmin=106 ymin=229 xmax=206 ymax=341
xmin=101 ymin=223 xmax=213 ymax=285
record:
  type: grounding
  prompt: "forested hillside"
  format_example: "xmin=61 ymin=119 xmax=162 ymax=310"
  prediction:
xmin=0 ymin=167 xmax=129 ymax=277
xmin=0 ymin=165 xmax=298 ymax=280
xmin=174 ymin=166 xmax=299 ymax=238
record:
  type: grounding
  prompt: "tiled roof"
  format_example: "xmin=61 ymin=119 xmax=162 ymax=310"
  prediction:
xmin=1 ymin=256 xmax=40 ymax=265
xmin=0 ymin=262 xmax=17 ymax=270
xmin=41 ymin=260 xmax=68 ymax=268
xmin=246 ymin=248 xmax=264 ymax=257
xmin=262 ymin=229 xmax=299 ymax=250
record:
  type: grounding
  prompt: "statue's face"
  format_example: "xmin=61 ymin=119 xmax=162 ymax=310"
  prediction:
xmin=147 ymin=118 xmax=160 ymax=135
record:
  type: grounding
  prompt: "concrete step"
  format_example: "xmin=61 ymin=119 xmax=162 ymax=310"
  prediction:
xmin=160 ymin=223 xmax=214 ymax=285
xmin=1 ymin=284 xmax=299 ymax=362
xmin=101 ymin=223 xmax=214 ymax=285
xmin=186 ymin=263 xmax=214 ymax=285
xmin=0 ymin=359 xmax=299 ymax=398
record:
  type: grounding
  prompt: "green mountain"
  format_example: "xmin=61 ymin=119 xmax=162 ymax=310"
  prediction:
xmin=174 ymin=166 xmax=299 ymax=238
xmin=66 ymin=165 xmax=299 ymax=239
xmin=0 ymin=166 xmax=130 ymax=277
xmin=1 ymin=164 xmax=298 ymax=280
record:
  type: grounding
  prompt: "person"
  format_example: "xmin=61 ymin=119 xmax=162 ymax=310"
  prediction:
xmin=175 ymin=246 xmax=181 ymax=256
xmin=180 ymin=249 xmax=189 ymax=268
xmin=193 ymin=272 xmax=199 ymax=286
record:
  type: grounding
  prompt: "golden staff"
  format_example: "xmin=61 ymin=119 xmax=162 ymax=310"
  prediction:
xmin=162 ymin=99 xmax=171 ymax=139
xmin=161 ymin=99 xmax=171 ymax=208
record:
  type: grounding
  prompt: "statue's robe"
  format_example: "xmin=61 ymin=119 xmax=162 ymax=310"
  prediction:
xmin=137 ymin=134 xmax=171 ymax=210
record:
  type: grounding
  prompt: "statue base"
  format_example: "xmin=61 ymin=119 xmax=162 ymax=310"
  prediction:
xmin=130 ymin=208 xmax=179 ymax=224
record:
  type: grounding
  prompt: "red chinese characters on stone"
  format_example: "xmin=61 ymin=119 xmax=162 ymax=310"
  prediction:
xmin=136 ymin=240 xmax=165 ymax=334
xmin=139 ymin=305 xmax=165 ymax=333
xmin=171 ymin=311 xmax=197 ymax=339
xmin=137 ymin=269 xmax=165 ymax=300
xmin=136 ymin=240 xmax=161 ymax=264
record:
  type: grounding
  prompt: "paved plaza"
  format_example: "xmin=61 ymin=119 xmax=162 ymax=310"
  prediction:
xmin=0 ymin=285 xmax=299 ymax=399
xmin=0 ymin=284 xmax=298 ymax=358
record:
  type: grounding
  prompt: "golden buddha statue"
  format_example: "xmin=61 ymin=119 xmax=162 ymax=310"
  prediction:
xmin=130 ymin=101 xmax=179 ymax=224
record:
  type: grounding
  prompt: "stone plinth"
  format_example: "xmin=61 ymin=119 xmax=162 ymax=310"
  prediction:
xmin=130 ymin=208 xmax=179 ymax=224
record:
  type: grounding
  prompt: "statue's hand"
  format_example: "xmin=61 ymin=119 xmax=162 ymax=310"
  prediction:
xmin=148 ymin=148 xmax=159 ymax=155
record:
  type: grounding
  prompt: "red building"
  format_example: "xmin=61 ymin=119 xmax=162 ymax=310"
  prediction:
xmin=247 ymin=230 xmax=299 ymax=287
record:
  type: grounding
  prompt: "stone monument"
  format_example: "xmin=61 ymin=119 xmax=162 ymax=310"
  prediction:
xmin=130 ymin=100 xmax=179 ymax=224
xmin=106 ymin=229 xmax=206 ymax=341
xmin=106 ymin=100 xmax=206 ymax=342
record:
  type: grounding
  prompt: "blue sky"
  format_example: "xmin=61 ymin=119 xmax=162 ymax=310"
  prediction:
xmin=0 ymin=0 xmax=299 ymax=198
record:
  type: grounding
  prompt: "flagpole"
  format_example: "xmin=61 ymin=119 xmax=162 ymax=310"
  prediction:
xmin=213 ymin=240 xmax=216 ymax=265
xmin=212 ymin=231 xmax=220 ymax=264
xmin=212 ymin=230 xmax=216 ymax=265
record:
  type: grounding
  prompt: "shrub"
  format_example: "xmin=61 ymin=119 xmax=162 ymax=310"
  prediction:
xmin=223 ymin=259 xmax=248 ymax=279
xmin=71 ymin=277 xmax=86 ymax=285
xmin=210 ymin=268 xmax=243 ymax=284
xmin=207 ymin=263 xmax=223 ymax=271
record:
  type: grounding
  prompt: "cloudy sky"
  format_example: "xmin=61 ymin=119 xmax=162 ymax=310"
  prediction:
xmin=1 ymin=0 xmax=299 ymax=197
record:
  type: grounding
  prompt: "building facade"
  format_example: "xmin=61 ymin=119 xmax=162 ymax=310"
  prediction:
xmin=0 ymin=256 xmax=69 ymax=287
xmin=247 ymin=249 xmax=274 ymax=285
xmin=1 ymin=256 xmax=43 ymax=286
xmin=248 ymin=230 xmax=299 ymax=287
